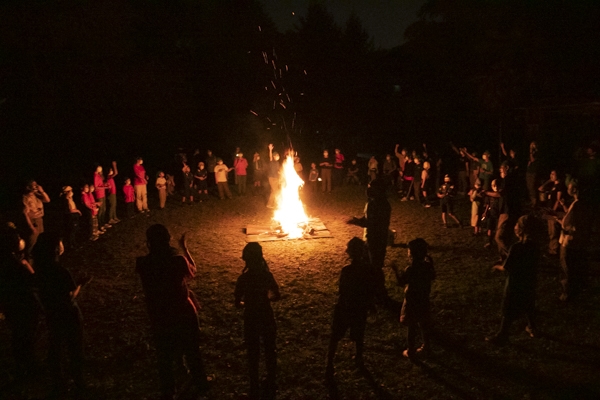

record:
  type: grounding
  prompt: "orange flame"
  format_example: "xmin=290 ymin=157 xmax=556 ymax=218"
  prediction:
xmin=273 ymin=154 xmax=309 ymax=238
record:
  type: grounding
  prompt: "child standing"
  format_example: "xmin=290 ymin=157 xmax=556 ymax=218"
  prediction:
xmin=194 ymin=162 xmax=208 ymax=201
xmin=81 ymin=185 xmax=100 ymax=241
xmin=437 ymin=175 xmax=461 ymax=227
xmin=326 ymin=238 xmax=375 ymax=378
xmin=469 ymin=180 xmax=484 ymax=235
xmin=391 ymin=238 xmax=435 ymax=359
xmin=61 ymin=186 xmax=82 ymax=249
xmin=155 ymin=171 xmax=167 ymax=209
xmin=308 ymin=163 xmax=319 ymax=192
xmin=181 ymin=164 xmax=195 ymax=204
xmin=482 ymin=179 xmax=501 ymax=248
xmin=252 ymin=153 xmax=263 ymax=196
xmin=486 ymin=215 xmax=539 ymax=345
xmin=123 ymin=178 xmax=135 ymax=218
xmin=235 ymin=243 xmax=281 ymax=399
xmin=346 ymin=159 xmax=360 ymax=185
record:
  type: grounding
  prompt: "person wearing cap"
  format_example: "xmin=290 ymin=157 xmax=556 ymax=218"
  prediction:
xmin=326 ymin=237 xmax=375 ymax=378
xmin=235 ymin=242 xmax=280 ymax=399
xmin=136 ymin=225 xmax=210 ymax=399
xmin=61 ymin=186 xmax=82 ymax=250
xmin=486 ymin=215 xmax=540 ymax=346
xmin=391 ymin=238 xmax=435 ymax=359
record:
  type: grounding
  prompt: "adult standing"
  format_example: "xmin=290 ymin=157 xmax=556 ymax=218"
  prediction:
xmin=133 ymin=157 xmax=150 ymax=213
xmin=234 ymin=152 xmax=249 ymax=195
xmin=0 ymin=224 xmax=40 ymax=379
xmin=22 ymin=180 xmax=50 ymax=255
xmin=320 ymin=150 xmax=333 ymax=193
xmin=558 ymin=180 xmax=590 ymax=301
xmin=333 ymin=148 xmax=345 ymax=188
xmin=33 ymin=232 xmax=88 ymax=397
xmin=348 ymin=179 xmax=392 ymax=300
xmin=266 ymin=144 xmax=280 ymax=208
xmin=136 ymin=225 xmax=210 ymax=399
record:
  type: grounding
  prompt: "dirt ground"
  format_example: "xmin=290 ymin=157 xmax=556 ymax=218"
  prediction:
xmin=1 ymin=184 xmax=600 ymax=400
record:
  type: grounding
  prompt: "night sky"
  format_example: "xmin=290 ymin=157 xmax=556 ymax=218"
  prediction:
xmin=259 ymin=0 xmax=426 ymax=48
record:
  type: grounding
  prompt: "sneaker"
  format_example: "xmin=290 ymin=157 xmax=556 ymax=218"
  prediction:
xmin=90 ymin=235 xmax=99 ymax=241
xmin=400 ymin=197 xmax=408 ymax=201
xmin=484 ymin=243 xmax=491 ymax=249
xmin=104 ymin=224 xmax=112 ymax=229
xmin=424 ymin=204 xmax=431 ymax=208
xmin=409 ymin=196 xmax=415 ymax=200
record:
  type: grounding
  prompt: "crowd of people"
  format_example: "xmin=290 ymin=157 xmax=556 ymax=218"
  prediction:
xmin=0 ymin=138 xmax=599 ymax=399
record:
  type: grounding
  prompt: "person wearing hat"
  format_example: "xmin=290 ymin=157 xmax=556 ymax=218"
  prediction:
xmin=61 ymin=186 xmax=82 ymax=250
xmin=235 ymin=242 xmax=281 ymax=399
xmin=391 ymin=238 xmax=435 ymax=359
xmin=136 ymin=225 xmax=210 ymax=399
xmin=326 ymin=237 xmax=375 ymax=378
xmin=487 ymin=215 xmax=540 ymax=345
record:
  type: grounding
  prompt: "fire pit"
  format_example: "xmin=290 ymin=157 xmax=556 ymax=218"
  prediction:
xmin=246 ymin=152 xmax=333 ymax=242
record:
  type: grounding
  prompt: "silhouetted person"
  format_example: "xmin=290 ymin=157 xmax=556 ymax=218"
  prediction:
xmin=348 ymin=178 xmax=391 ymax=290
xmin=486 ymin=215 xmax=540 ymax=346
xmin=326 ymin=237 xmax=375 ymax=379
xmin=136 ymin=225 xmax=209 ymax=400
xmin=0 ymin=223 xmax=40 ymax=379
xmin=235 ymin=243 xmax=280 ymax=400
xmin=391 ymin=238 xmax=435 ymax=360
xmin=437 ymin=175 xmax=462 ymax=228
xmin=33 ymin=232 xmax=88 ymax=398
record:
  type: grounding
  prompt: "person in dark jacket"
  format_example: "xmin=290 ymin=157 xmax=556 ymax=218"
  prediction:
xmin=486 ymin=215 xmax=540 ymax=346
xmin=326 ymin=237 xmax=376 ymax=378
xmin=235 ymin=242 xmax=280 ymax=400
xmin=391 ymin=238 xmax=436 ymax=359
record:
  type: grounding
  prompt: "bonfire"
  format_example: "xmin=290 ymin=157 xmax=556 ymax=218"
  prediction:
xmin=272 ymin=153 xmax=309 ymax=238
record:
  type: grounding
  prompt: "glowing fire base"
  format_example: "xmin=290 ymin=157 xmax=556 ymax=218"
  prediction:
xmin=245 ymin=217 xmax=333 ymax=243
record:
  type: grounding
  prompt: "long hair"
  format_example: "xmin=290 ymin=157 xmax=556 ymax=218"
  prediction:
xmin=241 ymin=243 xmax=269 ymax=274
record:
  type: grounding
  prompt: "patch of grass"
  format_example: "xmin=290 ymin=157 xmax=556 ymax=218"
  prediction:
xmin=1 ymin=185 xmax=599 ymax=399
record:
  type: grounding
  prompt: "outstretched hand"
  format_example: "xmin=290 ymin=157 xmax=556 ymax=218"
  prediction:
xmin=268 ymin=143 xmax=274 ymax=151
xmin=179 ymin=232 xmax=188 ymax=249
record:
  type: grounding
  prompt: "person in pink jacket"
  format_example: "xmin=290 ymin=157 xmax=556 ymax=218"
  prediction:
xmin=133 ymin=157 xmax=150 ymax=213
xmin=234 ymin=153 xmax=249 ymax=195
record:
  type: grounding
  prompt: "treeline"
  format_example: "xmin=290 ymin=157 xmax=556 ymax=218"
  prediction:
xmin=1 ymin=0 xmax=599 ymax=185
